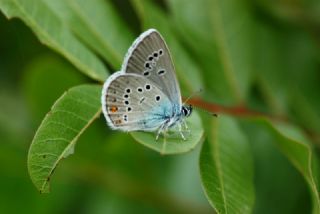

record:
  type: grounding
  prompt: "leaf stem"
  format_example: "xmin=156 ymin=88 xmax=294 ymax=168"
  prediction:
xmin=186 ymin=97 xmax=286 ymax=121
xmin=186 ymin=97 xmax=320 ymax=146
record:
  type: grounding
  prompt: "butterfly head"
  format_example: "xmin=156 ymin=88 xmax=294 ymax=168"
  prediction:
xmin=182 ymin=104 xmax=192 ymax=118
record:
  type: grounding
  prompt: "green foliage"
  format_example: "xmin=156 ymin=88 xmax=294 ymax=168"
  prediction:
xmin=131 ymin=112 xmax=204 ymax=155
xmin=44 ymin=0 xmax=134 ymax=69
xmin=252 ymin=118 xmax=320 ymax=213
xmin=0 ymin=0 xmax=108 ymax=81
xmin=28 ymin=85 xmax=101 ymax=193
xmin=200 ymin=116 xmax=254 ymax=213
xmin=0 ymin=0 xmax=320 ymax=213
xmin=167 ymin=0 xmax=253 ymax=104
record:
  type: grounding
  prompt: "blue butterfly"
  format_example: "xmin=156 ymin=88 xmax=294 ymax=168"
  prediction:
xmin=101 ymin=29 xmax=192 ymax=140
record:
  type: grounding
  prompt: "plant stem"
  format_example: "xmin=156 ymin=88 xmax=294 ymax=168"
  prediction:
xmin=186 ymin=97 xmax=320 ymax=146
xmin=186 ymin=97 xmax=287 ymax=121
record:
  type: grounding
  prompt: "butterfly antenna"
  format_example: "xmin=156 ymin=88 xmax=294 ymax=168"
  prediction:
xmin=193 ymin=107 xmax=218 ymax=117
xmin=183 ymin=89 xmax=218 ymax=117
xmin=193 ymin=106 xmax=218 ymax=117
xmin=183 ymin=88 xmax=203 ymax=105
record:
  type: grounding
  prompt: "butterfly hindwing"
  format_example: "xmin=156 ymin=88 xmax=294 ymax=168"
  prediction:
xmin=102 ymin=72 xmax=173 ymax=131
xmin=121 ymin=29 xmax=182 ymax=107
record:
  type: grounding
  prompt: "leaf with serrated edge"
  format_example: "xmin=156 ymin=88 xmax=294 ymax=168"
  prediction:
xmin=200 ymin=116 xmax=254 ymax=214
xmin=0 ymin=0 xmax=108 ymax=81
xmin=131 ymin=111 xmax=204 ymax=155
xmin=27 ymin=85 xmax=101 ymax=193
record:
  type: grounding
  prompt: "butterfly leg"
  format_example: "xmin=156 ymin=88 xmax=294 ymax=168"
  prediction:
xmin=182 ymin=120 xmax=190 ymax=134
xmin=161 ymin=127 xmax=169 ymax=154
xmin=182 ymin=120 xmax=189 ymax=130
xmin=156 ymin=123 xmax=166 ymax=141
xmin=156 ymin=127 xmax=162 ymax=141
xmin=178 ymin=123 xmax=186 ymax=141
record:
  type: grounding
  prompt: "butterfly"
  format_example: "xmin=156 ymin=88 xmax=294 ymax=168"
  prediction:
xmin=101 ymin=29 xmax=192 ymax=140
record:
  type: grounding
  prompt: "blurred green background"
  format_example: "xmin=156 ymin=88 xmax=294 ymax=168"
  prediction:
xmin=0 ymin=0 xmax=320 ymax=213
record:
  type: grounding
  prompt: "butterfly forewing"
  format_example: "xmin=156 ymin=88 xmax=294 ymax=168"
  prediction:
xmin=102 ymin=73 xmax=173 ymax=131
xmin=122 ymin=29 xmax=182 ymax=107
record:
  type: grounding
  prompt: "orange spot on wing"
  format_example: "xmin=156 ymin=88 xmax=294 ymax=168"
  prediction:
xmin=110 ymin=106 xmax=118 ymax=113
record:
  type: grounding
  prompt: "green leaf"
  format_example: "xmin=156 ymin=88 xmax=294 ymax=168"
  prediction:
xmin=66 ymin=0 xmax=134 ymax=69
xmin=131 ymin=111 xmax=204 ymax=155
xmin=167 ymin=0 xmax=253 ymax=104
xmin=251 ymin=118 xmax=320 ymax=213
xmin=27 ymin=84 xmax=102 ymax=193
xmin=200 ymin=116 xmax=254 ymax=213
xmin=44 ymin=0 xmax=134 ymax=69
xmin=253 ymin=23 xmax=292 ymax=114
xmin=0 ymin=0 xmax=108 ymax=81
xmin=254 ymin=23 xmax=320 ymax=125
xmin=241 ymin=120 xmax=311 ymax=213
xmin=131 ymin=0 xmax=204 ymax=94
xmin=289 ymin=91 xmax=320 ymax=135
xmin=285 ymin=33 xmax=320 ymax=134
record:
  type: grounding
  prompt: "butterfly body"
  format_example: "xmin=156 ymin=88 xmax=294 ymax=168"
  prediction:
xmin=101 ymin=29 xmax=192 ymax=139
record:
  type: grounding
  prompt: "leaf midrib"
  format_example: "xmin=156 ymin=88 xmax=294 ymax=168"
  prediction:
xmin=212 ymin=119 xmax=228 ymax=213
xmin=39 ymin=107 xmax=102 ymax=192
